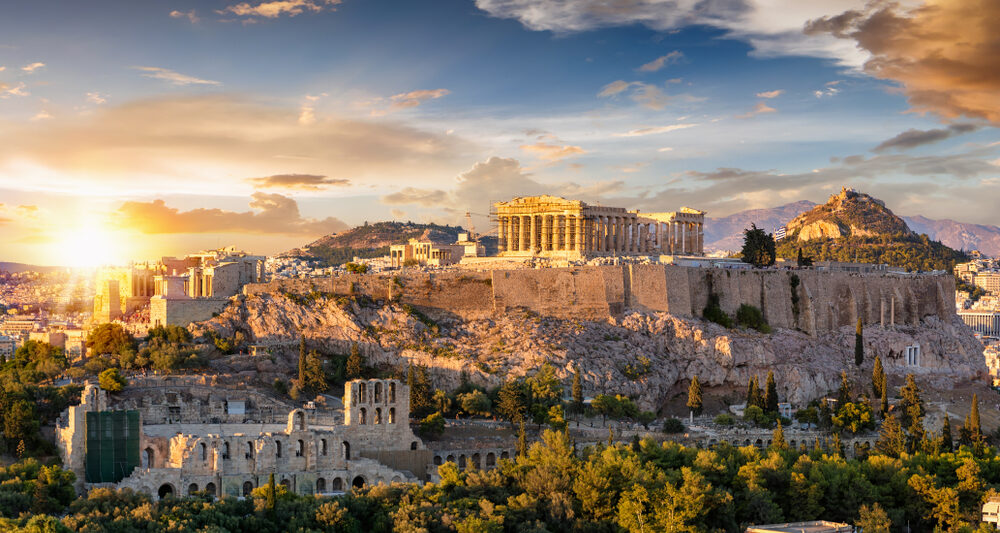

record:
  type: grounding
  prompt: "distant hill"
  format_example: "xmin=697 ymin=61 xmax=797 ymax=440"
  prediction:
xmin=774 ymin=188 xmax=967 ymax=271
xmin=0 ymin=262 xmax=67 ymax=274
xmin=903 ymin=216 xmax=1000 ymax=257
xmin=705 ymin=200 xmax=817 ymax=253
xmin=290 ymin=221 xmax=467 ymax=266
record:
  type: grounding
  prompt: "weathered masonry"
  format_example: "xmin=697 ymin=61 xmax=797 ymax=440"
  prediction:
xmin=57 ymin=379 xmax=429 ymax=500
xmin=493 ymin=195 xmax=706 ymax=258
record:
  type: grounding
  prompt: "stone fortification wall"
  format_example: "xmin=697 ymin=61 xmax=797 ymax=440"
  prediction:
xmin=242 ymin=266 xmax=954 ymax=334
xmin=151 ymin=297 xmax=231 ymax=328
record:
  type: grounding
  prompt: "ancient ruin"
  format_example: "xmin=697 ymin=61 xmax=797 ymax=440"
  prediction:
xmin=493 ymin=195 xmax=706 ymax=258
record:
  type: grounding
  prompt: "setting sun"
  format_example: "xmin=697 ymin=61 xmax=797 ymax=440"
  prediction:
xmin=49 ymin=222 xmax=124 ymax=268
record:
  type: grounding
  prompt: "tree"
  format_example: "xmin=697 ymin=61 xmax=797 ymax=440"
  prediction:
xmin=497 ymin=379 xmax=527 ymax=426
xmin=772 ymin=421 xmax=787 ymax=450
xmin=899 ymin=374 xmax=925 ymax=447
xmin=764 ymin=371 xmax=778 ymax=415
xmin=831 ymin=402 xmax=873 ymax=434
xmin=875 ymin=414 xmax=906 ymax=457
xmin=746 ymin=375 xmax=762 ymax=409
xmin=663 ymin=418 xmax=685 ymax=433
xmin=266 ymin=473 xmax=276 ymax=511
xmin=458 ymin=390 xmax=491 ymax=417
xmin=517 ymin=420 xmax=527 ymax=457
xmin=345 ymin=343 xmax=364 ymax=379
xmin=872 ymin=356 xmax=886 ymax=405
xmin=962 ymin=393 xmax=983 ymax=454
xmin=856 ymin=502 xmax=891 ymax=533
xmin=941 ymin=415 xmax=953 ymax=452
xmin=301 ymin=350 xmax=327 ymax=394
xmin=298 ymin=336 xmax=306 ymax=384
xmin=741 ymin=223 xmax=776 ymax=268
xmin=432 ymin=389 xmax=451 ymax=414
xmin=687 ymin=376 xmax=703 ymax=416
xmin=571 ymin=365 xmax=583 ymax=413
xmin=86 ymin=323 xmax=136 ymax=358
xmin=855 ymin=318 xmax=864 ymax=366
xmin=98 ymin=368 xmax=127 ymax=393
xmin=418 ymin=412 xmax=445 ymax=439
xmin=836 ymin=371 xmax=852 ymax=407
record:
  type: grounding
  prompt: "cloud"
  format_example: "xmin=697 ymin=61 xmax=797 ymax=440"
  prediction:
xmin=0 ymin=94 xmax=470 ymax=194
xmin=31 ymin=110 xmax=52 ymax=121
xmin=613 ymin=123 xmax=697 ymax=137
xmin=813 ymin=83 xmax=840 ymax=98
xmin=474 ymin=0 xmax=871 ymax=68
xmin=735 ymin=101 xmax=777 ymax=119
xmin=221 ymin=0 xmax=341 ymax=19
xmin=134 ymin=66 xmax=221 ymax=86
xmin=806 ymin=0 xmax=1000 ymax=124
xmin=638 ymin=51 xmax=684 ymax=72
xmin=0 ymin=66 xmax=5 ymax=72
xmin=873 ymin=124 xmax=981 ymax=152
xmin=170 ymin=9 xmax=199 ymax=23
xmin=0 ymin=82 xmax=28 ymax=98
xmin=598 ymin=80 xmax=674 ymax=110
xmin=367 ymin=88 xmax=451 ymax=115
xmin=247 ymin=173 xmax=350 ymax=190
xmin=112 ymin=193 xmax=348 ymax=235
xmin=21 ymin=62 xmax=44 ymax=73
xmin=390 ymin=208 xmax=406 ymax=219
xmin=86 ymin=92 xmax=107 ymax=105
xmin=519 ymin=142 xmax=586 ymax=161
xmin=381 ymin=187 xmax=449 ymax=207
xmin=755 ymin=89 xmax=783 ymax=99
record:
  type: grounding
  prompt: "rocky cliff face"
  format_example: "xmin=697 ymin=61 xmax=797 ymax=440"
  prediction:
xmin=786 ymin=187 xmax=912 ymax=242
xmin=193 ymin=291 xmax=985 ymax=410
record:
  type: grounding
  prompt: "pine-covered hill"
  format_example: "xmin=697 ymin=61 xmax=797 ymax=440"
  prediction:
xmin=776 ymin=188 xmax=968 ymax=272
xmin=292 ymin=221 xmax=466 ymax=266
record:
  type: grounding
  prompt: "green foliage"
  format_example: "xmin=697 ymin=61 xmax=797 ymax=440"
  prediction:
xmin=702 ymin=293 xmax=733 ymax=328
xmin=590 ymin=394 xmax=639 ymax=423
xmin=832 ymin=402 xmax=874 ymax=434
xmin=662 ymin=417 xmax=685 ymax=434
xmin=713 ymin=413 xmax=735 ymax=426
xmin=11 ymin=340 xmax=67 ymax=382
xmin=97 ymin=368 xmax=127 ymax=393
xmin=457 ymin=390 xmax=491 ymax=417
xmin=743 ymin=405 xmax=771 ymax=427
xmin=621 ymin=355 xmax=651 ymax=379
xmin=571 ymin=365 xmax=583 ymax=413
xmin=764 ymin=370 xmax=779 ymax=415
xmin=344 ymin=262 xmax=369 ymax=274
xmin=138 ymin=337 xmax=206 ymax=373
xmin=86 ymin=323 xmax=136 ymax=359
xmin=418 ymin=411 xmax=445 ymax=439
xmin=956 ymin=277 xmax=987 ymax=302
xmin=736 ymin=304 xmax=772 ymax=333
xmin=855 ymin=318 xmax=864 ymax=367
xmin=345 ymin=344 xmax=364 ymax=380
xmin=497 ymin=379 xmax=527 ymax=425
xmin=776 ymin=232 xmax=967 ymax=272
xmin=146 ymin=325 xmax=192 ymax=344
xmin=406 ymin=363 xmax=432 ymax=416
xmin=741 ymin=223 xmax=776 ymax=267
xmin=300 ymin=350 xmax=328 ymax=395
xmin=687 ymin=375 xmax=703 ymax=416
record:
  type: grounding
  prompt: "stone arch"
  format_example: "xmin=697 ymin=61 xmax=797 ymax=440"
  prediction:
xmin=246 ymin=441 xmax=254 ymax=459
xmin=143 ymin=447 xmax=155 ymax=468
xmin=188 ymin=483 xmax=199 ymax=495
xmin=755 ymin=439 xmax=763 ymax=448
xmin=352 ymin=476 xmax=365 ymax=489
xmin=446 ymin=454 xmax=455 ymax=463
xmin=388 ymin=408 xmax=395 ymax=424
xmin=343 ymin=441 xmax=351 ymax=460
xmin=243 ymin=481 xmax=254 ymax=497
xmin=223 ymin=441 xmax=230 ymax=460
xmin=200 ymin=442 xmax=207 ymax=461
xmin=332 ymin=477 xmax=343 ymax=491
xmin=743 ymin=439 xmax=751 ymax=446
xmin=321 ymin=438 xmax=328 ymax=456
xmin=359 ymin=382 xmax=367 ymax=402
xmin=708 ymin=439 xmax=717 ymax=446
xmin=317 ymin=477 xmax=327 ymax=493
xmin=205 ymin=482 xmax=216 ymax=497
xmin=280 ymin=479 xmax=291 ymax=490
xmin=459 ymin=454 xmax=467 ymax=469
xmin=391 ymin=475 xmax=402 ymax=484
xmin=486 ymin=452 xmax=495 ymax=468
xmin=297 ymin=439 xmax=305 ymax=457
xmin=410 ymin=441 xmax=418 ymax=450
xmin=374 ymin=382 xmax=383 ymax=403
xmin=276 ymin=440 xmax=283 ymax=458
xmin=375 ymin=408 xmax=382 ymax=424
xmin=359 ymin=408 xmax=367 ymax=425
xmin=790 ymin=440 xmax=797 ymax=448
xmin=288 ymin=409 xmax=307 ymax=432
xmin=157 ymin=484 xmax=175 ymax=500
xmin=472 ymin=453 xmax=481 ymax=469
xmin=500 ymin=451 xmax=509 ymax=460
xmin=389 ymin=382 xmax=396 ymax=403
xmin=434 ymin=455 xmax=442 ymax=465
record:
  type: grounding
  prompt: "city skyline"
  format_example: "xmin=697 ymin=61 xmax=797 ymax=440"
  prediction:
xmin=0 ymin=0 xmax=997 ymax=266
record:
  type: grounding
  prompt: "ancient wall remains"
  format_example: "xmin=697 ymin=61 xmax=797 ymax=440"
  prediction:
xmin=243 ymin=265 xmax=955 ymax=334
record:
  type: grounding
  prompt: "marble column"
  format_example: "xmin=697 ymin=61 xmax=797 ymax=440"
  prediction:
xmin=528 ymin=215 xmax=537 ymax=252
xmin=575 ymin=216 xmax=583 ymax=252
xmin=625 ymin=220 xmax=633 ymax=253
xmin=680 ymin=222 xmax=687 ymax=254
xmin=566 ymin=215 xmax=574 ymax=251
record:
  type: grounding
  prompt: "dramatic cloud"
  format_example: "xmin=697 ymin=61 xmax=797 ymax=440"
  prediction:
xmin=735 ymin=101 xmax=777 ymax=119
xmin=756 ymin=90 xmax=783 ymax=99
xmin=134 ymin=66 xmax=221 ymax=86
xmin=247 ymin=174 xmax=350 ymax=190
xmin=112 ymin=193 xmax=348 ymax=235
xmin=519 ymin=142 xmax=586 ymax=161
xmin=806 ymin=0 xmax=1000 ymax=124
xmin=221 ymin=0 xmax=341 ymax=19
xmin=475 ymin=0 xmax=870 ymax=67
xmin=873 ymin=124 xmax=981 ymax=152
xmin=638 ymin=51 xmax=683 ymax=72
xmin=0 ymin=94 xmax=470 ymax=194
xmin=169 ymin=9 xmax=199 ymax=23
xmin=612 ymin=123 xmax=697 ymax=137
xmin=21 ymin=62 xmax=44 ymax=73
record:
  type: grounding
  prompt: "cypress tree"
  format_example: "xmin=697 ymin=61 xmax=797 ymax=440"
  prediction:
xmin=266 ymin=472 xmax=276 ymax=511
xmin=298 ymin=336 xmax=306 ymax=384
xmin=764 ymin=370 xmax=779 ymax=415
xmin=855 ymin=318 xmax=864 ymax=366
xmin=346 ymin=343 xmax=364 ymax=379
xmin=836 ymin=371 xmax=851 ymax=407
xmin=687 ymin=375 xmax=703 ymax=416
xmin=572 ymin=365 xmax=583 ymax=413
xmin=876 ymin=414 xmax=906 ymax=458
xmin=746 ymin=375 xmax=762 ymax=409
xmin=796 ymin=247 xmax=804 ymax=266
xmin=872 ymin=356 xmax=885 ymax=400
xmin=517 ymin=420 xmax=527 ymax=457
xmin=772 ymin=421 xmax=787 ymax=450
xmin=941 ymin=415 xmax=953 ymax=452
xmin=965 ymin=393 xmax=983 ymax=454
xmin=498 ymin=379 xmax=527 ymax=427
xmin=880 ymin=385 xmax=888 ymax=417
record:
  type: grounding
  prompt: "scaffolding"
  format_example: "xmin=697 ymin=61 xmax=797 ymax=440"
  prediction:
xmin=85 ymin=410 xmax=140 ymax=483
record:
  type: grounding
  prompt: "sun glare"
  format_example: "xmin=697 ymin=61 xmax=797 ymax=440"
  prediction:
xmin=51 ymin=223 xmax=124 ymax=268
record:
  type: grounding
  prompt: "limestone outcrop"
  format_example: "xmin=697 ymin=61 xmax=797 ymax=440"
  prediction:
xmin=194 ymin=289 xmax=986 ymax=410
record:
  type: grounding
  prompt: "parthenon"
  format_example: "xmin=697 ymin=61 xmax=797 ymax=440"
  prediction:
xmin=493 ymin=195 xmax=705 ymax=258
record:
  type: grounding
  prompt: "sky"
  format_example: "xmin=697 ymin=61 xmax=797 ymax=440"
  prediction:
xmin=0 ymin=0 xmax=997 ymax=266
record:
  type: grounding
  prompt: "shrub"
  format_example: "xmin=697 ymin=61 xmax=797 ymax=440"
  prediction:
xmin=419 ymin=412 xmax=446 ymax=439
xmin=714 ymin=413 xmax=735 ymax=426
xmin=735 ymin=304 xmax=772 ymax=333
xmin=344 ymin=262 xmax=368 ymax=274
xmin=663 ymin=418 xmax=685 ymax=434
xmin=98 ymin=368 xmax=127 ymax=393
xmin=702 ymin=293 xmax=733 ymax=328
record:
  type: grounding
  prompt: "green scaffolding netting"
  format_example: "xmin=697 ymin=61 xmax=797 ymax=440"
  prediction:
xmin=85 ymin=410 xmax=140 ymax=483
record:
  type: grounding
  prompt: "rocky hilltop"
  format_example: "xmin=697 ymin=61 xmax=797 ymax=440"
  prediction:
xmin=785 ymin=187 xmax=912 ymax=241
xmin=192 ymin=274 xmax=985 ymax=411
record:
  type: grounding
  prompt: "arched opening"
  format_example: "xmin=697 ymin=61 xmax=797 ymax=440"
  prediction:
xmin=317 ymin=478 xmax=326 ymax=493
xmin=223 ymin=441 xmax=230 ymax=460
xmin=472 ymin=453 xmax=481 ymax=469
xmin=352 ymin=476 xmax=365 ymax=489
xmin=296 ymin=439 xmax=305 ymax=457
xmin=280 ymin=479 xmax=291 ymax=490
xmin=246 ymin=441 xmax=254 ymax=459
xmin=205 ymin=482 xmax=216 ymax=497
xmin=446 ymin=454 xmax=455 ymax=463
xmin=389 ymin=383 xmax=396 ymax=402
xmin=243 ymin=481 xmax=254 ymax=497
xmin=755 ymin=439 xmax=763 ymax=448
xmin=410 ymin=441 xmax=418 ymax=451
xmin=143 ymin=447 xmax=154 ymax=468
xmin=295 ymin=411 xmax=306 ymax=431
xmin=374 ymin=382 xmax=383 ymax=403
xmin=321 ymin=438 xmax=328 ymax=456
xmin=388 ymin=407 xmax=395 ymax=424
xmin=391 ymin=476 xmax=402 ymax=484
xmin=486 ymin=452 xmax=495 ymax=468
xmin=343 ymin=441 xmax=351 ymax=460
xmin=276 ymin=441 xmax=282 ymax=458
xmin=375 ymin=408 xmax=382 ymax=424
xmin=359 ymin=408 xmax=367 ymax=425
xmin=459 ymin=454 xmax=466 ymax=469
xmin=434 ymin=455 xmax=442 ymax=465
xmin=743 ymin=439 xmax=750 ymax=446
xmin=500 ymin=451 xmax=509 ymax=460
xmin=188 ymin=483 xmax=198 ymax=495
xmin=332 ymin=477 xmax=343 ymax=491
xmin=359 ymin=382 xmax=367 ymax=402
xmin=200 ymin=443 xmax=207 ymax=461
xmin=157 ymin=484 xmax=175 ymax=499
